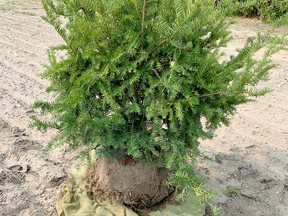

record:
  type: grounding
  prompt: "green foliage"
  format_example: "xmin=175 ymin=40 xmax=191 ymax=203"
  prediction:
xmin=33 ymin=0 xmax=286 ymax=203
xmin=258 ymin=0 xmax=288 ymax=24
xmin=218 ymin=0 xmax=288 ymax=24
xmin=218 ymin=0 xmax=258 ymax=17
xmin=224 ymin=188 xmax=240 ymax=197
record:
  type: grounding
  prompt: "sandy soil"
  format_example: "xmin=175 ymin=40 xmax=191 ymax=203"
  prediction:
xmin=0 ymin=1 xmax=71 ymax=215
xmin=0 ymin=1 xmax=287 ymax=215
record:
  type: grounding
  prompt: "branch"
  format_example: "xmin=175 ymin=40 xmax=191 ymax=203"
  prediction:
xmin=152 ymin=69 xmax=161 ymax=80
xmin=141 ymin=0 xmax=147 ymax=46
xmin=99 ymin=0 xmax=112 ymax=45
xmin=157 ymin=39 xmax=169 ymax=48
xmin=112 ymin=13 xmax=117 ymax=30
xmin=152 ymin=0 xmax=160 ymax=28
xmin=146 ymin=39 xmax=169 ymax=55
xmin=199 ymin=92 xmax=226 ymax=98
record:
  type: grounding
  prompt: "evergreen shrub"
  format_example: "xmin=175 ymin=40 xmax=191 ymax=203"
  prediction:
xmin=218 ymin=0 xmax=288 ymax=24
xmin=32 ymin=0 xmax=286 ymax=205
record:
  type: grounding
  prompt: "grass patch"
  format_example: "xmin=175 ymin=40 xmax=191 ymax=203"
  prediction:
xmin=224 ymin=188 xmax=240 ymax=197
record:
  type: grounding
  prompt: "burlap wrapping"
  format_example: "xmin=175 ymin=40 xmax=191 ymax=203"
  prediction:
xmin=56 ymin=165 xmax=205 ymax=216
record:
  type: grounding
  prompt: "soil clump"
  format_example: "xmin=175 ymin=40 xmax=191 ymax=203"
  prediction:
xmin=85 ymin=158 xmax=175 ymax=210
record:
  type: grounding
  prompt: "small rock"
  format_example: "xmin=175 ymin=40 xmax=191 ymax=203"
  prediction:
xmin=8 ymin=164 xmax=30 ymax=173
xmin=237 ymin=166 xmax=257 ymax=179
xmin=215 ymin=154 xmax=223 ymax=164
xmin=25 ymin=109 xmax=35 ymax=114
xmin=46 ymin=173 xmax=66 ymax=188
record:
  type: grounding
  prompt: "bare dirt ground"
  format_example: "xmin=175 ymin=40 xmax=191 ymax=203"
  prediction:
xmin=0 ymin=1 xmax=287 ymax=216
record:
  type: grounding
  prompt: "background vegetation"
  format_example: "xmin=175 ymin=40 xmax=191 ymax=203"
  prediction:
xmin=218 ymin=0 xmax=288 ymax=25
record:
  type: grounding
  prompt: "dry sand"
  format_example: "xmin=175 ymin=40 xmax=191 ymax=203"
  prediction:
xmin=0 ymin=1 xmax=287 ymax=215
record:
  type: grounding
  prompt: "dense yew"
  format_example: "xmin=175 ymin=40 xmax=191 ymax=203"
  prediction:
xmin=33 ymin=0 xmax=285 ymax=203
